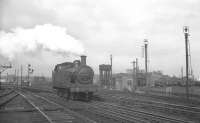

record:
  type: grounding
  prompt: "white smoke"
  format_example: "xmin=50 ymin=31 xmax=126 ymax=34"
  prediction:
xmin=0 ymin=24 xmax=85 ymax=60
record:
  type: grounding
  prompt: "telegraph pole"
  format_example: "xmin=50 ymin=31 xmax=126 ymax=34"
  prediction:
xmin=132 ymin=61 xmax=136 ymax=90
xmin=27 ymin=64 xmax=30 ymax=83
xmin=144 ymin=39 xmax=148 ymax=86
xmin=181 ymin=66 xmax=183 ymax=80
xmin=183 ymin=26 xmax=190 ymax=101
xmin=110 ymin=54 xmax=112 ymax=88
xmin=6 ymin=73 xmax=8 ymax=82
xmin=136 ymin=58 xmax=138 ymax=88
xmin=21 ymin=65 xmax=23 ymax=87
xmin=14 ymin=69 xmax=16 ymax=87
xmin=17 ymin=69 xmax=19 ymax=88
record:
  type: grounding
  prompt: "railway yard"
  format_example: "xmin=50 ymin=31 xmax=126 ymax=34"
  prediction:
xmin=2 ymin=0 xmax=200 ymax=122
xmin=0 ymin=87 xmax=200 ymax=123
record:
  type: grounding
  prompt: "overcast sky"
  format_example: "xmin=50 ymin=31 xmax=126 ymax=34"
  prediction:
xmin=0 ymin=0 xmax=200 ymax=77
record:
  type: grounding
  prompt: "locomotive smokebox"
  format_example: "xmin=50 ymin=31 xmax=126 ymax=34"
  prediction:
xmin=81 ymin=55 xmax=87 ymax=65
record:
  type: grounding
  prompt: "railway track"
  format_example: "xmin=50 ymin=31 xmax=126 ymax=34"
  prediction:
xmin=99 ymin=93 xmax=200 ymax=122
xmin=22 ymin=86 xmax=54 ymax=93
xmin=89 ymin=102 xmax=148 ymax=123
xmin=20 ymin=91 xmax=97 ymax=123
xmin=101 ymin=93 xmax=200 ymax=113
xmin=132 ymin=90 xmax=200 ymax=106
xmin=0 ymin=89 xmax=97 ymax=123
xmin=88 ymin=101 xmax=191 ymax=123
xmin=99 ymin=89 xmax=200 ymax=106
xmin=144 ymin=90 xmax=200 ymax=102
xmin=0 ymin=90 xmax=19 ymax=107
xmin=0 ymin=89 xmax=15 ymax=98
xmin=33 ymin=90 xmax=181 ymax=123
xmin=0 ymin=90 xmax=54 ymax=123
xmin=20 ymin=87 xmax=198 ymax=122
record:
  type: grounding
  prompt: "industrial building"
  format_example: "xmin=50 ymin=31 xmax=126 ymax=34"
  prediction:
xmin=99 ymin=68 xmax=168 ymax=92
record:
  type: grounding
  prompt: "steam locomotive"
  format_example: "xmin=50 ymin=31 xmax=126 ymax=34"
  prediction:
xmin=52 ymin=56 xmax=97 ymax=100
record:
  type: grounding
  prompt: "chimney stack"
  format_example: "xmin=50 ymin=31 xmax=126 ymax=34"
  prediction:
xmin=81 ymin=55 xmax=87 ymax=65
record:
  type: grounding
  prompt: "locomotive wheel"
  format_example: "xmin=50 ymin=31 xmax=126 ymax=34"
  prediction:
xmin=67 ymin=90 xmax=71 ymax=100
xmin=73 ymin=92 xmax=76 ymax=100
xmin=60 ymin=90 xmax=64 ymax=97
xmin=85 ymin=92 xmax=89 ymax=101
xmin=74 ymin=92 xmax=78 ymax=100
xmin=57 ymin=90 xmax=61 ymax=97
xmin=63 ymin=92 xmax=68 ymax=99
xmin=70 ymin=92 xmax=74 ymax=100
xmin=56 ymin=90 xmax=59 ymax=96
xmin=88 ymin=92 xmax=93 ymax=100
xmin=72 ymin=92 xmax=78 ymax=100
xmin=57 ymin=89 xmax=65 ymax=97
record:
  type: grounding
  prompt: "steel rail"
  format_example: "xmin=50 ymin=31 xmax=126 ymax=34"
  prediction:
xmin=0 ymin=91 xmax=19 ymax=107
xmin=100 ymin=93 xmax=200 ymax=114
xmin=30 ymin=92 xmax=141 ymax=123
xmin=91 ymin=101 xmax=191 ymax=123
xmin=18 ymin=92 xmax=54 ymax=123
xmin=0 ymin=89 xmax=14 ymax=98
xmin=89 ymin=103 xmax=149 ymax=123
xmin=29 ymin=92 xmax=97 ymax=123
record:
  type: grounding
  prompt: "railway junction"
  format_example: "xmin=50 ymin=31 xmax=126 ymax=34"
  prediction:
xmin=1 ymin=1 xmax=200 ymax=123
xmin=0 ymin=86 xmax=200 ymax=123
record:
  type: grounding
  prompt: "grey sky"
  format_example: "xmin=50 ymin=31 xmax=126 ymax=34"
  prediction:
xmin=0 ymin=0 xmax=200 ymax=77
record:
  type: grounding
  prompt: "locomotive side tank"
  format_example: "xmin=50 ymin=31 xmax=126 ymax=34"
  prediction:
xmin=52 ymin=55 xmax=97 ymax=100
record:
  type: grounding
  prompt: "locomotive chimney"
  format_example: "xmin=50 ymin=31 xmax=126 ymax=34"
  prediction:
xmin=81 ymin=55 xmax=87 ymax=65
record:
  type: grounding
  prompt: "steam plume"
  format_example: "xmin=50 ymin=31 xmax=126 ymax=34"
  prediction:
xmin=0 ymin=24 xmax=85 ymax=60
